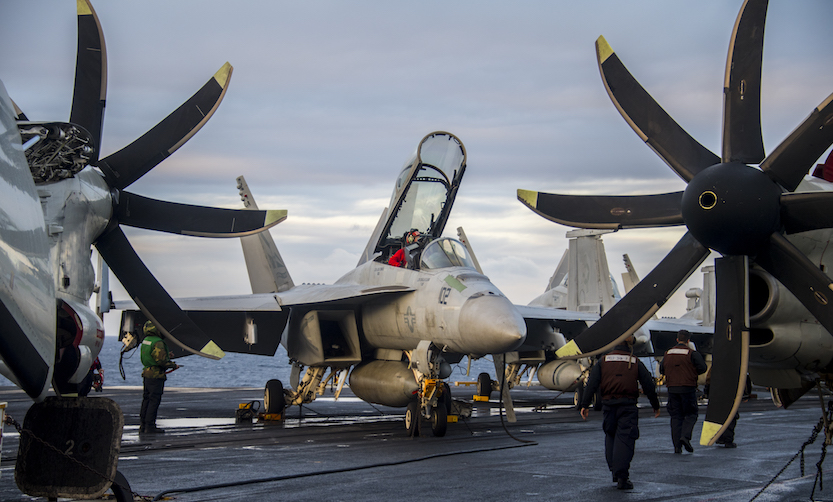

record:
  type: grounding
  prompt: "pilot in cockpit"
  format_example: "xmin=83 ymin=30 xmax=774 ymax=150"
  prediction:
xmin=388 ymin=229 xmax=420 ymax=268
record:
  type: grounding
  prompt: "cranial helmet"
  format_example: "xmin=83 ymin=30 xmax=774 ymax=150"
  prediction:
xmin=143 ymin=320 xmax=158 ymax=337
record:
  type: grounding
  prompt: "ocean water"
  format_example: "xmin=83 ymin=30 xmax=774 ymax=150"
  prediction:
xmin=2 ymin=338 xmax=497 ymax=390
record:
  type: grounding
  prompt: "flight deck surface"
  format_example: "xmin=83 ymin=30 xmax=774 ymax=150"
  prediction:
xmin=0 ymin=385 xmax=829 ymax=501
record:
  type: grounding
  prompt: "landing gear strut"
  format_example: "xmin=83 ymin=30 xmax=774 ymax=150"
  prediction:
xmin=264 ymin=365 xmax=345 ymax=417
xmin=406 ymin=342 xmax=451 ymax=437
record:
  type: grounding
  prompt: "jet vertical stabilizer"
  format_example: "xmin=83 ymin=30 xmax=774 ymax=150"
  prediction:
xmin=236 ymin=176 xmax=292 ymax=293
xmin=621 ymin=254 xmax=639 ymax=294
xmin=566 ymin=229 xmax=618 ymax=315
xmin=528 ymin=229 xmax=619 ymax=314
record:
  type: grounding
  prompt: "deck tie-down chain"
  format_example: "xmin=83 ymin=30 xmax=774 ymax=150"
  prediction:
xmin=750 ymin=392 xmax=833 ymax=501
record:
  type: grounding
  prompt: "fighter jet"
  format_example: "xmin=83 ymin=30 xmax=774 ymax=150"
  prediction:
xmin=1 ymin=2 xmax=280 ymax=497
xmin=118 ymin=131 xmax=634 ymax=436
xmin=517 ymin=0 xmax=833 ymax=446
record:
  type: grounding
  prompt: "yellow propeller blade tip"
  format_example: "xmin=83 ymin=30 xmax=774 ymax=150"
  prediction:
xmin=596 ymin=36 xmax=614 ymax=63
xmin=699 ymin=421 xmax=722 ymax=445
xmin=517 ymin=189 xmax=538 ymax=208
xmin=264 ymin=209 xmax=288 ymax=227
xmin=77 ymin=0 xmax=93 ymax=15
xmin=214 ymin=62 xmax=233 ymax=88
xmin=555 ymin=340 xmax=583 ymax=358
xmin=200 ymin=340 xmax=226 ymax=359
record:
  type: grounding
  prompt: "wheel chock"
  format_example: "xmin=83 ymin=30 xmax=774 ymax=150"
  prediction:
xmin=257 ymin=412 xmax=284 ymax=422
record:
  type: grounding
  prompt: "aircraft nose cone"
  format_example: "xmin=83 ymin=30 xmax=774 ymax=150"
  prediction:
xmin=458 ymin=294 xmax=526 ymax=354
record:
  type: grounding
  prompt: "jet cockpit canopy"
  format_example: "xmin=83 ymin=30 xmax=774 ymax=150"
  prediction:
xmin=369 ymin=132 xmax=466 ymax=260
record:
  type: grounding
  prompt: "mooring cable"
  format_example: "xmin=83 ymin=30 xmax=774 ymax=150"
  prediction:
xmin=496 ymin=357 xmax=537 ymax=444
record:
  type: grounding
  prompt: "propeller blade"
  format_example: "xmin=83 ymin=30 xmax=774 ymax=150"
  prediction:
xmin=97 ymin=62 xmax=233 ymax=190
xmin=700 ymin=255 xmax=750 ymax=445
xmin=754 ymin=232 xmax=833 ymax=336
xmin=721 ymin=0 xmax=767 ymax=164
xmin=115 ymin=191 xmax=286 ymax=237
xmin=780 ymin=191 xmax=833 ymax=234
xmin=10 ymin=99 xmax=28 ymax=121
xmin=760 ymin=93 xmax=833 ymax=192
xmin=94 ymin=226 xmax=225 ymax=360
xmin=70 ymin=0 xmax=107 ymax=160
xmin=596 ymin=36 xmax=720 ymax=182
xmin=517 ymin=189 xmax=684 ymax=229
xmin=556 ymin=232 xmax=709 ymax=358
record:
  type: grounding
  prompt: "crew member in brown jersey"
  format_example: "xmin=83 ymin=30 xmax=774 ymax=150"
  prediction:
xmin=580 ymin=336 xmax=661 ymax=490
xmin=660 ymin=329 xmax=707 ymax=453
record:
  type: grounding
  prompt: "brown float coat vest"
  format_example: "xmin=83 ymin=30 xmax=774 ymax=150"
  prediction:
xmin=599 ymin=349 xmax=639 ymax=401
xmin=663 ymin=344 xmax=698 ymax=388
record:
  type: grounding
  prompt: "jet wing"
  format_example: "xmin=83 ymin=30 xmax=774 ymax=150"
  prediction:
xmin=514 ymin=305 xmax=597 ymax=353
xmin=513 ymin=304 xmax=712 ymax=356
xmin=116 ymin=284 xmax=413 ymax=356
xmin=641 ymin=317 xmax=713 ymax=355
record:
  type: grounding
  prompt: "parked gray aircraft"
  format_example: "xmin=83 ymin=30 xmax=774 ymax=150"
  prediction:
xmin=120 ymin=131 xmax=559 ymax=435
xmin=0 ymin=1 xmax=280 ymax=498
xmin=117 ymin=131 xmax=714 ymax=436
xmin=496 ymin=228 xmax=712 ymax=405
xmin=518 ymin=0 xmax=833 ymax=446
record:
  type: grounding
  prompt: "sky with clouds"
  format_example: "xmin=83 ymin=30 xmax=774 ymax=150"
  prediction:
xmin=1 ymin=1 xmax=831 ymax=338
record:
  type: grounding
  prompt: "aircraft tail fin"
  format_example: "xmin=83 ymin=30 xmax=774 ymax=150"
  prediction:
xmin=622 ymin=253 xmax=660 ymax=322
xmin=621 ymin=254 xmax=640 ymax=294
xmin=565 ymin=229 xmax=618 ymax=315
xmin=456 ymin=227 xmax=483 ymax=274
xmin=358 ymin=207 xmax=390 ymax=266
xmin=236 ymin=176 xmax=294 ymax=293
xmin=546 ymin=249 xmax=569 ymax=292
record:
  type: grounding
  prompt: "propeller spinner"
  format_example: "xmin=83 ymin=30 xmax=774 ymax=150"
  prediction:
xmin=519 ymin=0 xmax=833 ymax=445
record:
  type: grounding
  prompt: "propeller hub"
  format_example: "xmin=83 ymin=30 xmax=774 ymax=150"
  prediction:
xmin=681 ymin=162 xmax=781 ymax=256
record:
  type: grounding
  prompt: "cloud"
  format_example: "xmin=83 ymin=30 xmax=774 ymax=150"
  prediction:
xmin=1 ymin=1 xmax=831 ymax=341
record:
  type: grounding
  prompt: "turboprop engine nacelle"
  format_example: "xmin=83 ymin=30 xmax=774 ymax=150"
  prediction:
xmin=348 ymin=360 xmax=418 ymax=408
xmin=747 ymin=267 xmax=833 ymax=375
xmin=537 ymin=360 xmax=583 ymax=392
xmin=57 ymin=299 xmax=104 ymax=386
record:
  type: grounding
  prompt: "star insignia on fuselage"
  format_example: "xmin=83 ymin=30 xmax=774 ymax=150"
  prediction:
xmin=404 ymin=306 xmax=416 ymax=332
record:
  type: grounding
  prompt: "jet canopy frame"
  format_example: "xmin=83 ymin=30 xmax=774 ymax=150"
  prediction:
xmin=375 ymin=132 xmax=467 ymax=257
xmin=419 ymin=237 xmax=476 ymax=271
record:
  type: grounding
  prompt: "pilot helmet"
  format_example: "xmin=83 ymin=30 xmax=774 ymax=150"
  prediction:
xmin=406 ymin=230 xmax=420 ymax=245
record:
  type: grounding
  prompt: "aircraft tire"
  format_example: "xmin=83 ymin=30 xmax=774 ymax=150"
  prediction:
xmin=111 ymin=471 xmax=132 ymax=502
xmin=441 ymin=382 xmax=452 ymax=414
xmin=405 ymin=400 xmax=420 ymax=437
xmin=476 ymin=372 xmax=492 ymax=398
xmin=574 ymin=385 xmax=583 ymax=409
xmin=431 ymin=404 xmax=447 ymax=437
xmin=265 ymin=379 xmax=286 ymax=414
